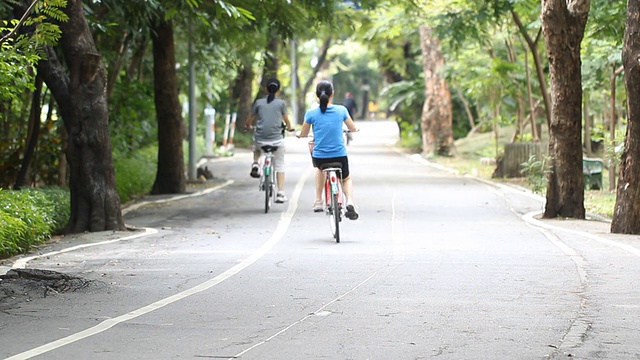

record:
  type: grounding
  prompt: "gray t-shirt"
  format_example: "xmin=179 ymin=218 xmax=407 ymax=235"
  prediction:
xmin=252 ymin=97 xmax=287 ymax=143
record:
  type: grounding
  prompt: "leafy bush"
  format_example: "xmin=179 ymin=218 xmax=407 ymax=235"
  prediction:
xmin=114 ymin=145 xmax=158 ymax=204
xmin=37 ymin=187 xmax=71 ymax=234
xmin=0 ymin=187 xmax=70 ymax=259
xmin=520 ymin=155 xmax=552 ymax=194
xmin=0 ymin=212 xmax=29 ymax=258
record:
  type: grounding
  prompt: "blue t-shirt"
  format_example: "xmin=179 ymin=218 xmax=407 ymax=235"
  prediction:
xmin=304 ymin=104 xmax=349 ymax=158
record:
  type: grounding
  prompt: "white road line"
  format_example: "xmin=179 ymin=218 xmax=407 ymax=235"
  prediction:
xmin=231 ymin=271 xmax=380 ymax=360
xmin=8 ymin=228 xmax=159 ymax=272
xmin=391 ymin=192 xmax=406 ymax=263
xmin=122 ymin=179 xmax=234 ymax=215
xmin=5 ymin=169 xmax=312 ymax=360
xmin=230 ymin=187 xmax=405 ymax=359
xmin=1 ymin=180 xmax=237 ymax=277
xmin=523 ymin=211 xmax=640 ymax=258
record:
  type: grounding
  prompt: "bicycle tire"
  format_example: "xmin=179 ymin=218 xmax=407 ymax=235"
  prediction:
xmin=332 ymin=192 xmax=340 ymax=242
xmin=264 ymin=169 xmax=272 ymax=213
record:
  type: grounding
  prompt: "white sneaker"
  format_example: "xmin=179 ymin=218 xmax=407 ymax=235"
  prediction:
xmin=250 ymin=163 xmax=260 ymax=178
xmin=275 ymin=192 xmax=287 ymax=203
xmin=312 ymin=200 xmax=323 ymax=212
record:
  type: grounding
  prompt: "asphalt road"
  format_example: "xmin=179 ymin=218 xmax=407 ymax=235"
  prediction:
xmin=1 ymin=120 xmax=640 ymax=360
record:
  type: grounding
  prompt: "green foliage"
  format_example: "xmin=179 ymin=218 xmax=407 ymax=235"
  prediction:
xmin=114 ymin=145 xmax=158 ymax=204
xmin=0 ymin=212 xmax=29 ymax=258
xmin=109 ymin=81 xmax=157 ymax=156
xmin=0 ymin=0 xmax=66 ymax=105
xmin=396 ymin=119 xmax=422 ymax=153
xmin=520 ymin=154 xmax=552 ymax=194
xmin=0 ymin=186 xmax=70 ymax=259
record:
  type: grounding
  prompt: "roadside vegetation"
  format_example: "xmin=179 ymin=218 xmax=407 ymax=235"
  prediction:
xmin=0 ymin=187 xmax=69 ymax=259
xmin=2 ymin=0 xmax=639 ymax=257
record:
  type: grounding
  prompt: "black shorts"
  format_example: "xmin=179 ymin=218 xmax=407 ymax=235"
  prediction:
xmin=312 ymin=156 xmax=350 ymax=179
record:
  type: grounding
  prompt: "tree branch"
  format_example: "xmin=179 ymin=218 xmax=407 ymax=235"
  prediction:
xmin=0 ymin=0 xmax=39 ymax=45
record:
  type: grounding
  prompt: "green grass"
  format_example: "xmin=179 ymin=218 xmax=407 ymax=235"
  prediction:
xmin=424 ymin=126 xmax=616 ymax=220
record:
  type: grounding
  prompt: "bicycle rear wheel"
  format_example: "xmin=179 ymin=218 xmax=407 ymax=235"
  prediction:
xmin=329 ymin=192 xmax=340 ymax=243
xmin=264 ymin=174 xmax=272 ymax=213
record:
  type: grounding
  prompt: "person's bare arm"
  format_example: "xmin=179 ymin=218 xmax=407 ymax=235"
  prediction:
xmin=283 ymin=114 xmax=294 ymax=131
xmin=298 ymin=122 xmax=311 ymax=137
xmin=245 ymin=113 xmax=257 ymax=129
xmin=344 ymin=117 xmax=358 ymax=133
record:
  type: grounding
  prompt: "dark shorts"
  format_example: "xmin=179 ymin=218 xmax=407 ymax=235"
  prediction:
xmin=312 ymin=156 xmax=350 ymax=179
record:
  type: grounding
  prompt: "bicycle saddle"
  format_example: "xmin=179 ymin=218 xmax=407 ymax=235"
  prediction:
xmin=321 ymin=162 xmax=342 ymax=170
xmin=261 ymin=145 xmax=279 ymax=153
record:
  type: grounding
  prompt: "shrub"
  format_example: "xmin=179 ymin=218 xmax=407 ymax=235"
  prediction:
xmin=114 ymin=145 xmax=158 ymax=204
xmin=0 ymin=212 xmax=29 ymax=258
xmin=0 ymin=187 xmax=70 ymax=259
xmin=36 ymin=187 xmax=71 ymax=234
xmin=520 ymin=155 xmax=552 ymax=194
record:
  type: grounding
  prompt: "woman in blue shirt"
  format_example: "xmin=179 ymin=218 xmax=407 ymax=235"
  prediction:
xmin=298 ymin=80 xmax=359 ymax=220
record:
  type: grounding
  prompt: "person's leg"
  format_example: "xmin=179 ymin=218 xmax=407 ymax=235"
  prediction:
xmin=339 ymin=157 xmax=358 ymax=220
xmin=277 ymin=172 xmax=285 ymax=192
xmin=250 ymin=143 xmax=261 ymax=178
xmin=315 ymin=168 xmax=324 ymax=202
xmin=309 ymin=158 xmax=324 ymax=212
xmin=342 ymin=176 xmax=354 ymax=205
xmin=274 ymin=146 xmax=287 ymax=203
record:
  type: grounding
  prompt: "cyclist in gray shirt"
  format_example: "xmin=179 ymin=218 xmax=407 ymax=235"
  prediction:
xmin=245 ymin=78 xmax=294 ymax=203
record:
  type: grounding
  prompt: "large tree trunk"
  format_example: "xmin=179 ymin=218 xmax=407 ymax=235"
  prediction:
xmin=36 ymin=0 xmax=124 ymax=233
xmin=256 ymin=33 xmax=281 ymax=102
xmin=541 ymin=0 xmax=589 ymax=219
xmin=418 ymin=25 xmax=455 ymax=157
xmin=14 ymin=73 xmax=43 ymax=189
xmin=234 ymin=61 xmax=254 ymax=129
xmin=150 ymin=19 xmax=186 ymax=195
xmin=296 ymin=36 xmax=332 ymax=124
xmin=611 ymin=0 xmax=640 ymax=234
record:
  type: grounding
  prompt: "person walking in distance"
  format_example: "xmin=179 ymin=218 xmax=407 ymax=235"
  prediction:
xmin=298 ymin=80 xmax=359 ymax=220
xmin=245 ymin=78 xmax=294 ymax=203
xmin=342 ymin=92 xmax=358 ymax=120
xmin=341 ymin=92 xmax=358 ymax=144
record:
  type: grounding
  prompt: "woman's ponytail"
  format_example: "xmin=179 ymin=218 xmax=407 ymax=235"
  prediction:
xmin=319 ymin=93 xmax=329 ymax=113
xmin=315 ymin=81 xmax=334 ymax=114
xmin=266 ymin=78 xmax=280 ymax=103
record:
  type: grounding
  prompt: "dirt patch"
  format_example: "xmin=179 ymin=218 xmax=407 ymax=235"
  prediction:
xmin=0 ymin=268 xmax=104 ymax=306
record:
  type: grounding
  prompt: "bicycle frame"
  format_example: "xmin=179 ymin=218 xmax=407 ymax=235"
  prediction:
xmin=259 ymin=145 xmax=278 ymax=213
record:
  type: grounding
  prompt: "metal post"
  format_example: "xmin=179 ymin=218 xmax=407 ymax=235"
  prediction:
xmin=205 ymin=107 xmax=216 ymax=156
xmin=187 ymin=14 xmax=197 ymax=180
xmin=228 ymin=112 xmax=237 ymax=148
xmin=222 ymin=113 xmax=231 ymax=147
xmin=290 ymin=39 xmax=298 ymax=124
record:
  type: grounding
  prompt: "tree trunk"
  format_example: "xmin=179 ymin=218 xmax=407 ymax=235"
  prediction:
xmin=418 ymin=25 xmax=455 ymax=157
xmin=150 ymin=19 xmax=186 ymax=195
xmin=235 ymin=61 xmax=254 ymax=129
xmin=612 ymin=0 xmax=640 ymax=234
xmin=583 ymin=95 xmax=592 ymax=156
xmin=609 ymin=65 xmax=624 ymax=191
xmin=36 ymin=0 xmax=124 ymax=233
xmin=297 ymin=36 xmax=332 ymax=124
xmin=256 ymin=33 xmax=281 ymax=102
xmin=541 ymin=0 xmax=589 ymax=219
xmin=511 ymin=11 xmax=552 ymax=131
xmin=14 ymin=73 xmax=43 ymax=189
